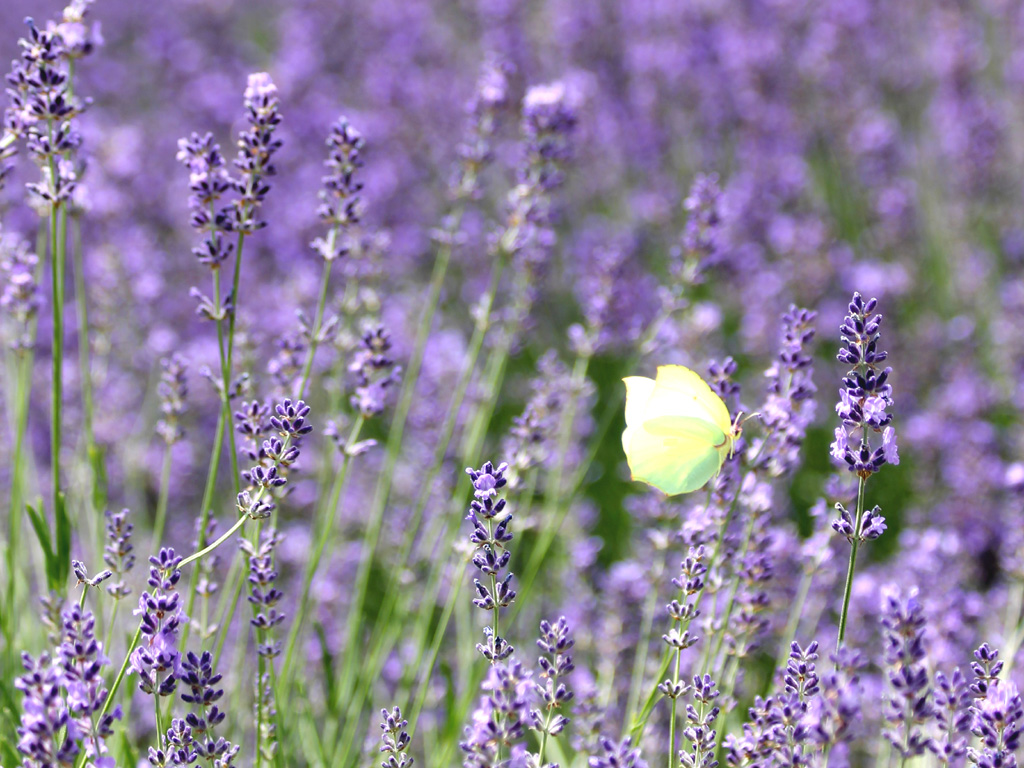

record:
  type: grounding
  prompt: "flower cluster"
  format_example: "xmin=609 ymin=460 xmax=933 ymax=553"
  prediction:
xmin=460 ymin=659 xmax=532 ymax=768
xmin=660 ymin=547 xmax=707 ymax=699
xmin=589 ymin=737 xmax=648 ymax=768
xmin=881 ymin=586 xmax=933 ymax=759
xmin=243 ymin=527 xmax=285 ymax=660
xmin=0 ymin=232 xmax=41 ymax=351
xmin=349 ymin=325 xmax=401 ymax=417
xmin=529 ymin=617 xmax=575 ymax=743
xmin=230 ymin=72 xmax=282 ymax=235
xmin=16 ymin=603 xmax=122 ymax=768
xmin=103 ymin=508 xmax=135 ymax=600
xmin=680 ymin=675 xmax=721 ymax=768
xmin=130 ymin=548 xmax=185 ymax=698
xmin=758 ymin=306 xmax=817 ymax=476
xmin=724 ymin=641 xmax=820 ymax=766
xmin=670 ymin=173 xmax=722 ymax=293
xmin=237 ymin=399 xmax=312 ymax=519
xmin=452 ymin=58 xmax=510 ymax=200
xmin=312 ymin=117 xmax=364 ymax=261
xmin=830 ymin=292 xmax=899 ymax=475
xmin=5 ymin=12 xmax=92 ymax=208
xmin=968 ymin=681 xmax=1023 ymax=768
xmin=466 ymin=460 xmax=516 ymax=662
xmin=149 ymin=651 xmax=238 ymax=768
xmin=380 ymin=707 xmax=414 ymax=768
xmin=156 ymin=354 xmax=189 ymax=446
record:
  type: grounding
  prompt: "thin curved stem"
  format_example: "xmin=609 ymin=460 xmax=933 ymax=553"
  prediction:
xmin=835 ymin=476 xmax=867 ymax=660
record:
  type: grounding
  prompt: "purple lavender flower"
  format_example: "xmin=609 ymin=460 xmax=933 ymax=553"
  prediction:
xmin=968 ymin=681 xmax=1023 ymax=768
xmin=970 ymin=644 xmax=1004 ymax=699
xmin=756 ymin=306 xmax=817 ymax=477
xmin=236 ymin=399 xmax=311 ymax=519
xmin=379 ymin=707 xmax=413 ymax=768
xmin=530 ymin=617 xmax=575 ymax=747
xmin=229 ymin=72 xmax=282 ymax=235
xmin=176 ymin=131 xmax=234 ymax=274
xmin=830 ymin=292 xmax=898 ymax=476
xmin=349 ymin=325 xmax=401 ymax=417
xmin=8 ymin=18 xmax=86 ymax=207
xmin=243 ymin=527 xmax=285 ymax=659
xmin=59 ymin=605 xmax=122 ymax=766
xmin=15 ymin=651 xmax=79 ymax=767
xmin=460 ymin=659 xmax=532 ymax=768
xmin=466 ymin=460 xmax=516 ymax=663
xmin=312 ymin=116 xmax=364 ymax=261
xmin=156 ymin=354 xmax=189 ymax=445
xmin=660 ymin=547 xmax=707 ymax=699
xmin=681 ymin=675 xmax=721 ymax=768
xmin=103 ymin=508 xmax=135 ymax=599
xmin=588 ymin=737 xmax=648 ymax=768
xmin=130 ymin=548 xmax=185 ymax=698
xmin=931 ymin=668 xmax=971 ymax=765
xmin=452 ymin=58 xmax=510 ymax=201
xmin=880 ymin=586 xmax=933 ymax=759
xmin=0 ymin=232 xmax=41 ymax=351
xmin=175 ymin=650 xmax=238 ymax=766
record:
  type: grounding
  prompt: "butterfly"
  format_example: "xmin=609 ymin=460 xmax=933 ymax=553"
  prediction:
xmin=622 ymin=365 xmax=741 ymax=496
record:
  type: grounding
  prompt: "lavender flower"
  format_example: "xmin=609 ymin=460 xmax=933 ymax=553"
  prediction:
xmin=466 ymin=460 xmax=516 ymax=663
xmin=236 ymin=399 xmax=311 ymax=519
xmin=229 ymin=72 xmax=282 ymax=235
xmin=243 ymin=528 xmax=285 ymax=660
xmin=59 ymin=605 xmax=121 ymax=766
xmin=660 ymin=547 xmax=707 ymax=699
xmin=757 ymin=306 xmax=817 ymax=477
xmin=8 ymin=18 xmax=86 ymax=207
xmin=681 ymin=675 xmax=721 ymax=768
xmin=175 ymin=650 xmax=238 ymax=766
xmin=312 ymin=116 xmax=364 ymax=262
xmin=103 ymin=508 xmax=135 ymax=600
xmin=968 ymin=681 xmax=1023 ymax=768
xmin=15 ymin=651 xmax=78 ymax=767
xmin=177 ymin=131 xmax=234 ymax=275
xmin=530 ymin=617 xmax=575 ymax=748
xmin=0 ymin=232 xmax=41 ymax=351
xmin=452 ymin=58 xmax=510 ymax=201
xmin=971 ymin=644 xmax=1004 ymax=699
xmin=156 ymin=355 xmax=189 ymax=445
xmin=349 ymin=325 xmax=401 ymax=417
xmin=881 ymin=586 xmax=933 ymax=759
xmin=130 ymin=548 xmax=185 ymax=698
xmin=830 ymin=292 xmax=898 ymax=476
xmin=670 ymin=173 xmax=722 ymax=294
xmin=932 ymin=668 xmax=971 ymax=765
xmin=588 ymin=737 xmax=648 ymax=768
xmin=460 ymin=659 xmax=532 ymax=768
xmin=380 ymin=707 xmax=413 ymax=768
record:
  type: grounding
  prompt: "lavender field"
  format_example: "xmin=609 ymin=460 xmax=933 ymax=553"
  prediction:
xmin=2 ymin=0 xmax=1024 ymax=766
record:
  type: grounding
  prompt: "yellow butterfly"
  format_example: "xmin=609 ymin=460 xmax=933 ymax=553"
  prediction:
xmin=622 ymin=365 xmax=740 ymax=496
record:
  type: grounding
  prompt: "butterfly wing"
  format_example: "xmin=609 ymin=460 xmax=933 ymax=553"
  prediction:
xmin=623 ymin=414 xmax=727 ymax=496
xmin=643 ymin=365 xmax=733 ymax=435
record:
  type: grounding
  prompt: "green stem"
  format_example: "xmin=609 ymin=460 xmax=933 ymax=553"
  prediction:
xmin=668 ymin=650 xmax=682 ymax=768
xmin=625 ymin=550 xmax=669 ymax=726
xmin=151 ymin=448 xmax=173 ymax=549
xmin=835 ymin=476 xmax=867 ymax=659
xmin=49 ymin=201 xmax=63 ymax=522
xmin=771 ymin=566 xmax=814 ymax=684
xmin=699 ymin=511 xmax=759 ymax=676
xmin=332 ymin=252 xmax=506 ymax=717
xmin=70 ymin=215 xmax=102 ymax=515
xmin=278 ymin=415 xmax=364 ymax=704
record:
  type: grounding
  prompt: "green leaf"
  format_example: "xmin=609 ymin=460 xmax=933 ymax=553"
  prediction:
xmin=24 ymin=500 xmax=54 ymax=564
xmin=54 ymin=492 xmax=71 ymax=586
xmin=314 ymin=621 xmax=337 ymax=715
